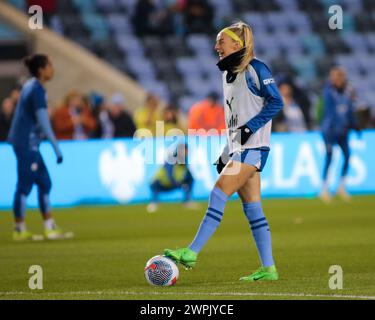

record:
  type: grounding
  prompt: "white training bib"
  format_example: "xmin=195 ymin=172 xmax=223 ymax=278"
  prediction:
xmin=222 ymin=64 xmax=272 ymax=154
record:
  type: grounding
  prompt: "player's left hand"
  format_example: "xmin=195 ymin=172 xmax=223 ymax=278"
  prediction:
xmin=234 ymin=124 xmax=253 ymax=145
xmin=214 ymin=156 xmax=225 ymax=174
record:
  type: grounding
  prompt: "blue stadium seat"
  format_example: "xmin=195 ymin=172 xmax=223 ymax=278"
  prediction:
xmin=208 ymin=0 xmax=234 ymax=18
xmin=335 ymin=54 xmax=363 ymax=76
xmin=319 ymin=0 xmax=338 ymax=7
xmin=179 ymin=95 xmax=201 ymax=114
xmin=356 ymin=53 xmax=375 ymax=73
xmin=81 ymin=13 xmax=110 ymax=41
xmin=289 ymin=56 xmax=317 ymax=83
xmin=118 ymin=0 xmax=137 ymax=14
xmin=126 ymin=56 xmax=156 ymax=79
xmin=184 ymin=76 xmax=212 ymax=97
xmin=274 ymin=0 xmax=298 ymax=11
xmin=366 ymin=32 xmax=375 ymax=51
xmin=195 ymin=53 xmax=220 ymax=76
xmin=115 ymin=34 xmax=144 ymax=56
xmin=288 ymin=12 xmax=312 ymax=34
xmin=266 ymin=12 xmax=291 ymax=33
xmin=186 ymin=34 xmax=213 ymax=55
xmin=176 ymin=57 xmax=203 ymax=77
xmin=0 ymin=21 xmax=22 ymax=40
xmin=107 ymin=13 xmax=133 ymax=34
xmin=139 ymin=80 xmax=170 ymax=102
xmin=253 ymin=32 xmax=282 ymax=58
xmin=341 ymin=33 xmax=368 ymax=53
xmin=73 ymin=0 xmax=96 ymax=13
xmin=8 ymin=0 xmax=25 ymax=10
xmin=96 ymin=0 xmax=117 ymax=13
xmin=299 ymin=33 xmax=326 ymax=58
xmin=207 ymin=74 xmax=223 ymax=96
xmin=277 ymin=32 xmax=304 ymax=56
xmin=242 ymin=12 xmax=267 ymax=34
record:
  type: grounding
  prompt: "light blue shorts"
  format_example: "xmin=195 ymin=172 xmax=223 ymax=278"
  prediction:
xmin=230 ymin=147 xmax=270 ymax=172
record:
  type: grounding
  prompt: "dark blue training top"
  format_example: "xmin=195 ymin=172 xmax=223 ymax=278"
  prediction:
xmin=7 ymin=78 xmax=60 ymax=156
xmin=321 ymin=82 xmax=357 ymax=136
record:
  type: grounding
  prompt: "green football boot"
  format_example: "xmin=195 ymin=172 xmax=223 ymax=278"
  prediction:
xmin=13 ymin=230 xmax=34 ymax=241
xmin=164 ymin=247 xmax=198 ymax=269
xmin=240 ymin=265 xmax=279 ymax=282
xmin=13 ymin=230 xmax=43 ymax=242
xmin=44 ymin=227 xmax=74 ymax=240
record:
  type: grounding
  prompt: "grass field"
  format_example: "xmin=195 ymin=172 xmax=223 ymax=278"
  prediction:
xmin=0 ymin=196 xmax=374 ymax=300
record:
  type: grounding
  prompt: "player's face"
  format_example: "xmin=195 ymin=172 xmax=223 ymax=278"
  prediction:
xmin=330 ymin=69 xmax=346 ymax=89
xmin=279 ymin=83 xmax=293 ymax=99
xmin=215 ymin=32 xmax=241 ymax=60
xmin=40 ymin=59 xmax=54 ymax=81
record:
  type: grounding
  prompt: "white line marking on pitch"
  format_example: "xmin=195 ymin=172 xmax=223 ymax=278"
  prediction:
xmin=0 ymin=291 xmax=374 ymax=300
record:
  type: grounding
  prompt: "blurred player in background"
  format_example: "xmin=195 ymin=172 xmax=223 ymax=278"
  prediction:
xmin=7 ymin=54 xmax=70 ymax=241
xmin=147 ymin=143 xmax=196 ymax=213
xmin=320 ymin=66 xmax=360 ymax=202
xmin=164 ymin=21 xmax=283 ymax=281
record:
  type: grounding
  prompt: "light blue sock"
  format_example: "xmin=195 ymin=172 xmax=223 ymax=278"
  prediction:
xmin=243 ymin=202 xmax=275 ymax=267
xmin=189 ymin=187 xmax=228 ymax=253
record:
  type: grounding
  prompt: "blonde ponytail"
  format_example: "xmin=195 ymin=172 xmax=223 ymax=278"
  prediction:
xmin=225 ymin=21 xmax=254 ymax=73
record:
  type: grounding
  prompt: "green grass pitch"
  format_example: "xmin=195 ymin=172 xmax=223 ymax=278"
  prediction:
xmin=0 ymin=196 xmax=374 ymax=300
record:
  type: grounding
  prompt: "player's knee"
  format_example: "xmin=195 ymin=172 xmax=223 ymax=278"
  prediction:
xmin=16 ymin=183 xmax=33 ymax=196
xmin=214 ymin=180 xmax=226 ymax=194
xmin=39 ymin=178 xmax=52 ymax=194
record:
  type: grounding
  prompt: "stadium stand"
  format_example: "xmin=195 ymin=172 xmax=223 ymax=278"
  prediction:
xmin=2 ymin=0 xmax=375 ymax=128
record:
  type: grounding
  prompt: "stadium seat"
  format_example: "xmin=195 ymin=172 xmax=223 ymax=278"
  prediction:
xmin=107 ymin=13 xmax=133 ymax=34
xmin=8 ymin=0 xmax=25 ymax=10
xmin=81 ymin=13 xmax=110 ymax=41
xmin=289 ymin=12 xmax=312 ymax=34
xmin=73 ymin=0 xmax=96 ymax=13
xmin=117 ymin=0 xmax=137 ymax=14
xmin=195 ymin=53 xmax=220 ymax=76
xmin=208 ymin=0 xmax=234 ymax=18
xmin=266 ymin=12 xmax=291 ymax=34
xmin=289 ymin=56 xmax=317 ymax=83
xmin=341 ymin=33 xmax=368 ymax=54
xmin=299 ymin=34 xmax=325 ymax=58
xmin=139 ymin=80 xmax=170 ymax=102
xmin=335 ymin=54 xmax=363 ymax=76
xmin=32 ymin=0 xmax=373 ymax=108
xmin=242 ymin=12 xmax=268 ymax=33
xmin=179 ymin=95 xmax=201 ymax=114
xmin=274 ymin=0 xmax=298 ymax=11
xmin=184 ymin=76 xmax=213 ymax=97
xmin=176 ymin=57 xmax=203 ymax=78
xmin=126 ymin=55 xmax=156 ymax=80
xmin=115 ymin=34 xmax=144 ymax=56
xmin=96 ymin=0 xmax=117 ymax=13
xmin=0 ymin=21 xmax=22 ymax=40
xmin=186 ymin=34 xmax=213 ymax=55
xmin=366 ymin=33 xmax=375 ymax=51
xmin=277 ymin=32 xmax=304 ymax=56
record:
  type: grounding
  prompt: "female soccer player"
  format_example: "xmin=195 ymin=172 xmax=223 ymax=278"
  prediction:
xmin=8 ymin=54 xmax=68 ymax=241
xmin=320 ymin=66 xmax=359 ymax=202
xmin=164 ymin=22 xmax=284 ymax=281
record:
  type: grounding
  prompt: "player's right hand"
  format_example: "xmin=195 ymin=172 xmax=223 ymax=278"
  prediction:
xmin=57 ymin=155 xmax=63 ymax=164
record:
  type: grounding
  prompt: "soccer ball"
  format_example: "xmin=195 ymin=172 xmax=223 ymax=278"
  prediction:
xmin=144 ymin=255 xmax=179 ymax=286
